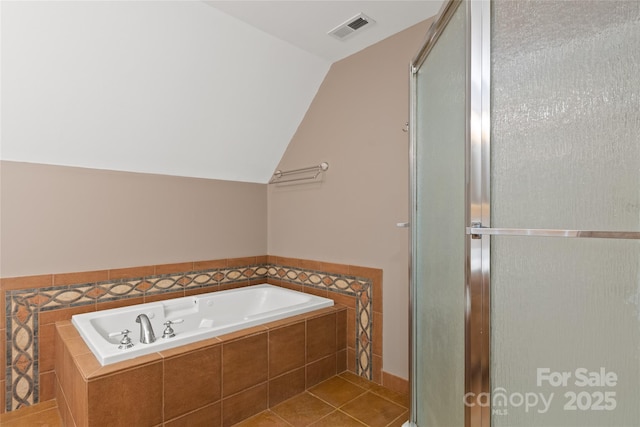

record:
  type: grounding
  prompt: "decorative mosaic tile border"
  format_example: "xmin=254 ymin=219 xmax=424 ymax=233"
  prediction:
xmin=266 ymin=264 xmax=373 ymax=379
xmin=4 ymin=262 xmax=372 ymax=412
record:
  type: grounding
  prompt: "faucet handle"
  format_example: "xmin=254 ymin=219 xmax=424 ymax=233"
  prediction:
xmin=162 ymin=319 xmax=183 ymax=339
xmin=109 ymin=329 xmax=134 ymax=349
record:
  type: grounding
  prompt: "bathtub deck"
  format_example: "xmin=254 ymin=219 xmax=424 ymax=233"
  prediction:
xmin=2 ymin=372 xmax=408 ymax=427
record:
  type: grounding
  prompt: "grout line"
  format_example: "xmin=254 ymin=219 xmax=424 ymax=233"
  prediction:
xmin=338 ymin=372 xmax=409 ymax=409
xmin=306 ymin=385 xmax=367 ymax=410
xmin=370 ymin=388 xmax=409 ymax=409
xmin=335 ymin=408 xmax=368 ymax=426
xmin=337 ymin=372 xmax=374 ymax=390
xmin=386 ymin=410 xmax=410 ymax=427
xmin=337 ymin=389 xmax=368 ymax=409
xmin=270 ymin=409 xmax=295 ymax=427
xmin=0 ymin=401 xmax=59 ymax=420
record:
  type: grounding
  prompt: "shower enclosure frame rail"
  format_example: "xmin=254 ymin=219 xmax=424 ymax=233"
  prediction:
xmin=467 ymin=1 xmax=492 ymax=427
xmin=408 ymin=1 xmax=491 ymax=426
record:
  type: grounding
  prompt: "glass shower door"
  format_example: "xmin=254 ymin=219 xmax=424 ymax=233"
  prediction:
xmin=409 ymin=1 xmax=467 ymax=426
xmin=486 ymin=1 xmax=640 ymax=426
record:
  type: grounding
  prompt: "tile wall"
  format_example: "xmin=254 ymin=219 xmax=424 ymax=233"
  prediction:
xmin=2 ymin=256 xmax=383 ymax=413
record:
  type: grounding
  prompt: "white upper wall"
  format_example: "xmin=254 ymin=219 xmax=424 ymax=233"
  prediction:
xmin=0 ymin=1 xmax=330 ymax=183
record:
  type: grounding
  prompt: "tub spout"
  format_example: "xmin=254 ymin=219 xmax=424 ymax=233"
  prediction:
xmin=135 ymin=314 xmax=156 ymax=344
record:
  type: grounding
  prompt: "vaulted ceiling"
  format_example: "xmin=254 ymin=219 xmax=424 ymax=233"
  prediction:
xmin=205 ymin=1 xmax=444 ymax=63
xmin=1 ymin=1 xmax=443 ymax=183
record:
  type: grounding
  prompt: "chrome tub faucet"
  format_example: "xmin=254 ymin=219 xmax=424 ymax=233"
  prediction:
xmin=135 ymin=314 xmax=156 ymax=344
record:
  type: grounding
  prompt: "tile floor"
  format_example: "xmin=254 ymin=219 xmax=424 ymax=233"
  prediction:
xmin=233 ymin=371 xmax=409 ymax=427
xmin=0 ymin=399 xmax=63 ymax=427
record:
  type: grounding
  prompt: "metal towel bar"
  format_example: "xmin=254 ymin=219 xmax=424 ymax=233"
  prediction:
xmin=269 ymin=162 xmax=329 ymax=184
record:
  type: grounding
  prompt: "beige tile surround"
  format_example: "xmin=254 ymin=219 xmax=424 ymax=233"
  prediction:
xmin=55 ymin=305 xmax=347 ymax=426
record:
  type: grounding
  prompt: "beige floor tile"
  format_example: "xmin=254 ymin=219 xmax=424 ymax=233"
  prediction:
xmin=232 ymin=410 xmax=291 ymax=427
xmin=368 ymin=383 xmax=410 ymax=408
xmin=339 ymin=371 xmax=378 ymax=390
xmin=0 ymin=401 xmax=62 ymax=427
xmin=308 ymin=376 xmax=367 ymax=407
xmin=308 ymin=410 xmax=367 ymax=427
xmin=387 ymin=411 xmax=410 ymax=427
xmin=270 ymin=392 xmax=334 ymax=427
xmin=340 ymin=392 xmax=406 ymax=427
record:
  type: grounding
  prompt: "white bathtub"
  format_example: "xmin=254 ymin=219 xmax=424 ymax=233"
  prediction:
xmin=71 ymin=284 xmax=334 ymax=366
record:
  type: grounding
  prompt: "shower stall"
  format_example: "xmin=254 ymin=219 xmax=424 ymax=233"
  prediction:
xmin=408 ymin=1 xmax=640 ymax=426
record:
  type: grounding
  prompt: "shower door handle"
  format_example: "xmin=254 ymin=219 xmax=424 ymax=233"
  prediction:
xmin=467 ymin=226 xmax=640 ymax=240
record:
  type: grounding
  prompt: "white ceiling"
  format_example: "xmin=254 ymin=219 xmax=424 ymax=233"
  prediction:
xmin=206 ymin=1 xmax=445 ymax=63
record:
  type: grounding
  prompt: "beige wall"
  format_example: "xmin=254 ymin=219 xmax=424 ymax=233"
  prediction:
xmin=268 ymin=20 xmax=432 ymax=380
xmin=0 ymin=161 xmax=267 ymax=277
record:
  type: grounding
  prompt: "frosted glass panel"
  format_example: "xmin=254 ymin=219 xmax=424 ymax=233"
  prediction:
xmin=414 ymin=4 xmax=466 ymax=426
xmin=490 ymin=1 xmax=640 ymax=426
xmin=491 ymin=237 xmax=640 ymax=426
xmin=491 ymin=0 xmax=640 ymax=230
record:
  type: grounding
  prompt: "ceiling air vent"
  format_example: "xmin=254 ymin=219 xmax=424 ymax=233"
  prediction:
xmin=328 ymin=13 xmax=375 ymax=41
